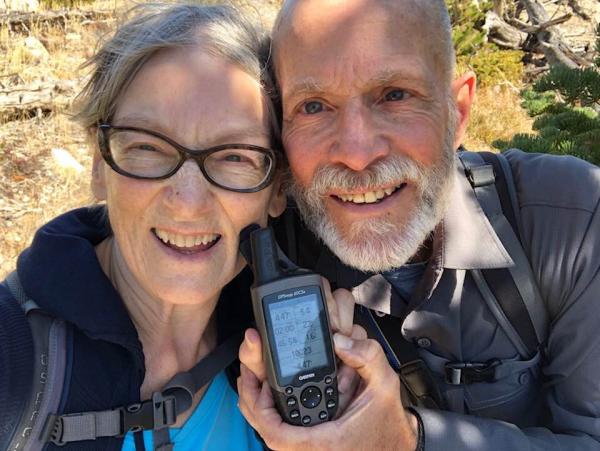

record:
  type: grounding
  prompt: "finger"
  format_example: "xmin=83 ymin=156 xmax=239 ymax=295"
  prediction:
xmin=333 ymin=334 xmax=398 ymax=388
xmin=350 ymin=323 xmax=367 ymax=340
xmin=331 ymin=288 xmax=356 ymax=336
xmin=322 ymin=277 xmax=340 ymax=333
xmin=336 ymin=364 xmax=359 ymax=417
xmin=237 ymin=363 xmax=262 ymax=426
xmin=337 ymin=361 xmax=356 ymax=394
xmin=336 ymin=326 xmax=364 ymax=411
xmin=239 ymin=328 xmax=266 ymax=381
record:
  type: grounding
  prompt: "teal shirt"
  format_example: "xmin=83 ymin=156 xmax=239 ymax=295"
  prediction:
xmin=121 ymin=371 xmax=262 ymax=451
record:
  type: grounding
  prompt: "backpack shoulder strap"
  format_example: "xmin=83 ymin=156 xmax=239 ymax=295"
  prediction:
xmin=4 ymin=271 xmax=244 ymax=451
xmin=3 ymin=271 xmax=68 ymax=451
xmin=458 ymin=151 xmax=548 ymax=358
xmin=478 ymin=151 xmax=523 ymax=241
xmin=40 ymin=331 xmax=243 ymax=450
xmin=355 ymin=306 xmax=446 ymax=410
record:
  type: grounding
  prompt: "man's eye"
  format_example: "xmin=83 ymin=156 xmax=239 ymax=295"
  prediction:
xmin=383 ymin=89 xmax=407 ymax=102
xmin=302 ymin=101 xmax=325 ymax=115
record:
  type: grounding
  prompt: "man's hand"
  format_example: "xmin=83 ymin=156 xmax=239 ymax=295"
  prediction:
xmin=237 ymin=330 xmax=420 ymax=451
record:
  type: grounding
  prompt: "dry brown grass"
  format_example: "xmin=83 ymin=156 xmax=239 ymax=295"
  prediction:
xmin=0 ymin=0 xmax=533 ymax=280
xmin=463 ymin=84 xmax=534 ymax=151
xmin=0 ymin=2 xmax=119 ymax=277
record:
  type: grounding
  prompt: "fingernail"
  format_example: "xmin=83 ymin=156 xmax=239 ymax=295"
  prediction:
xmin=245 ymin=330 xmax=255 ymax=345
xmin=334 ymin=333 xmax=353 ymax=350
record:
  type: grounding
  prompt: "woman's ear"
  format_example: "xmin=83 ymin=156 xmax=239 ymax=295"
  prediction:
xmin=268 ymin=177 xmax=287 ymax=218
xmin=91 ymin=149 xmax=107 ymax=201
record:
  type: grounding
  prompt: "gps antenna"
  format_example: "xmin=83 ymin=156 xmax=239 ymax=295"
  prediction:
xmin=250 ymin=227 xmax=284 ymax=285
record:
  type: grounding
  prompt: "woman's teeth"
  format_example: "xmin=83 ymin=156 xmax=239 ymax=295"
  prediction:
xmin=154 ymin=229 xmax=219 ymax=248
xmin=337 ymin=186 xmax=399 ymax=204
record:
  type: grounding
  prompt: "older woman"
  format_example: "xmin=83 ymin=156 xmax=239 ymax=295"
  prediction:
xmin=0 ymin=4 xmax=286 ymax=451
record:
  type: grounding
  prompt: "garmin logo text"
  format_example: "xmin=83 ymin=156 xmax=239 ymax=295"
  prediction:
xmin=299 ymin=372 xmax=315 ymax=381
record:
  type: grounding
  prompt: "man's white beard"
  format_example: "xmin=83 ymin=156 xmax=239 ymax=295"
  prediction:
xmin=288 ymin=116 xmax=457 ymax=273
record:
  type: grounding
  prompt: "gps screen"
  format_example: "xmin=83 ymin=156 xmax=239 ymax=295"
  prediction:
xmin=267 ymin=294 xmax=328 ymax=378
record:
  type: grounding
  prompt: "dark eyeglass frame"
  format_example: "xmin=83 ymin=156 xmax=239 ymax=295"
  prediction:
xmin=97 ymin=124 xmax=279 ymax=193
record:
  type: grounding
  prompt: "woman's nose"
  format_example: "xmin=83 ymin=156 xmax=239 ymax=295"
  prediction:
xmin=164 ymin=160 xmax=213 ymax=215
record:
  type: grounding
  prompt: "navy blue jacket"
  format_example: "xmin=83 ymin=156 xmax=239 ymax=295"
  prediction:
xmin=0 ymin=207 xmax=254 ymax=451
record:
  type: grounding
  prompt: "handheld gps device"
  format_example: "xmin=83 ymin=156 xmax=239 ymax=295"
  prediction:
xmin=240 ymin=225 xmax=338 ymax=426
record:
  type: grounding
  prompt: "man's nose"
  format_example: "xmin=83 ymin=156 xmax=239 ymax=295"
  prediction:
xmin=164 ymin=160 xmax=213 ymax=216
xmin=330 ymin=103 xmax=389 ymax=171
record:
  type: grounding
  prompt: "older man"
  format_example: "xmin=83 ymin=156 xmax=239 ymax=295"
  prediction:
xmin=237 ymin=0 xmax=600 ymax=449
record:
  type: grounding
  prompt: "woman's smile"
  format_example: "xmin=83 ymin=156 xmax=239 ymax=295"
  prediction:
xmin=152 ymin=228 xmax=221 ymax=254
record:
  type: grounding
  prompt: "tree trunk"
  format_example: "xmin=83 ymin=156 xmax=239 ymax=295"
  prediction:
xmin=485 ymin=10 xmax=527 ymax=49
xmin=520 ymin=0 xmax=580 ymax=68
xmin=0 ymin=80 xmax=75 ymax=118
xmin=0 ymin=9 xmax=114 ymax=32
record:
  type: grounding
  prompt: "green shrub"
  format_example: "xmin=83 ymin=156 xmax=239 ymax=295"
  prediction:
xmin=462 ymin=45 xmax=523 ymax=87
xmin=447 ymin=0 xmax=524 ymax=87
xmin=494 ymin=26 xmax=600 ymax=166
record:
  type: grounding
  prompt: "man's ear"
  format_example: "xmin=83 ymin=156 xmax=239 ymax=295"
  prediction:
xmin=91 ymin=149 xmax=107 ymax=201
xmin=451 ymin=71 xmax=477 ymax=150
xmin=268 ymin=177 xmax=287 ymax=218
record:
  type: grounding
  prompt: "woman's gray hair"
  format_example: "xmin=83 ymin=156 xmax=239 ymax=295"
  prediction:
xmin=74 ymin=2 xmax=279 ymax=144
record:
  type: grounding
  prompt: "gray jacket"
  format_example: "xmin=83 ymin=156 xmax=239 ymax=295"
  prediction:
xmin=285 ymin=150 xmax=600 ymax=450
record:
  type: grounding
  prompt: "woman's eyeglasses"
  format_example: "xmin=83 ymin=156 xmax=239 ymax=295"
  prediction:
xmin=97 ymin=124 xmax=278 ymax=193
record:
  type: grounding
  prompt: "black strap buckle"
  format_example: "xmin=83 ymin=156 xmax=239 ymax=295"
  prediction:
xmin=445 ymin=359 xmax=501 ymax=385
xmin=41 ymin=414 xmax=66 ymax=446
xmin=465 ymin=164 xmax=495 ymax=188
xmin=120 ymin=392 xmax=177 ymax=435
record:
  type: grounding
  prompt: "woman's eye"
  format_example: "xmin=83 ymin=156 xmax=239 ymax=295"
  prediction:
xmin=383 ymin=89 xmax=408 ymax=102
xmin=302 ymin=101 xmax=325 ymax=115
xmin=224 ymin=154 xmax=242 ymax=162
xmin=136 ymin=144 xmax=160 ymax=152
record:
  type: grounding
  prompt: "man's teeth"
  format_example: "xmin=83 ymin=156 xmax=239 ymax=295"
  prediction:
xmin=154 ymin=229 xmax=219 ymax=248
xmin=337 ymin=186 xmax=397 ymax=204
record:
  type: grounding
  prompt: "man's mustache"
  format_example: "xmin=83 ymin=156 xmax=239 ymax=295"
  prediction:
xmin=306 ymin=156 xmax=428 ymax=196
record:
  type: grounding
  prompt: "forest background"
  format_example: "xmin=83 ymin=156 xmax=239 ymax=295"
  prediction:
xmin=0 ymin=0 xmax=599 ymax=278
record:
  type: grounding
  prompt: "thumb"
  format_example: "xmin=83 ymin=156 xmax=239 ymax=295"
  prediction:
xmin=239 ymin=328 xmax=266 ymax=381
xmin=333 ymin=333 xmax=396 ymax=388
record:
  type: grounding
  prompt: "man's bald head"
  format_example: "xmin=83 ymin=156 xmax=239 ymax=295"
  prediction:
xmin=272 ymin=0 xmax=456 ymax=87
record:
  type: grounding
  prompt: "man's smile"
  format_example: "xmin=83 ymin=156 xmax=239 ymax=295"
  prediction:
xmin=331 ymin=183 xmax=408 ymax=205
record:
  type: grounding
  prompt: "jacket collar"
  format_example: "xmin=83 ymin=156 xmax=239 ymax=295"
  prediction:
xmin=17 ymin=206 xmax=143 ymax=353
xmin=440 ymin=158 xmax=513 ymax=270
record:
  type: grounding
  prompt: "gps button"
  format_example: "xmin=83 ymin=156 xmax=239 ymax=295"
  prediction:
xmin=326 ymin=399 xmax=336 ymax=409
xmin=302 ymin=416 xmax=311 ymax=425
xmin=290 ymin=410 xmax=300 ymax=420
xmin=300 ymin=386 xmax=322 ymax=409
xmin=287 ymin=397 xmax=297 ymax=407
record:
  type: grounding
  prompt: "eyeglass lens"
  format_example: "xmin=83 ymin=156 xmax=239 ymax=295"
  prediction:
xmin=108 ymin=129 xmax=273 ymax=190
